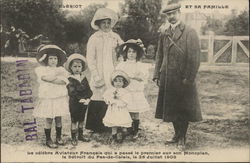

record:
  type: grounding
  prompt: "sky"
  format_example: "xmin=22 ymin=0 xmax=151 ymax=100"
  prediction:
xmin=63 ymin=0 xmax=249 ymax=15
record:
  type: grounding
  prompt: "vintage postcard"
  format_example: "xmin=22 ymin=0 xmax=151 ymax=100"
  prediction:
xmin=1 ymin=0 xmax=249 ymax=162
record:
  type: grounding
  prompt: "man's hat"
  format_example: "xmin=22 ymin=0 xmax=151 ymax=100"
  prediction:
xmin=162 ymin=3 xmax=181 ymax=13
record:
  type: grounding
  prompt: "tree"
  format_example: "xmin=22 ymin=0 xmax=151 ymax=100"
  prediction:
xmin=0 ymin=0 xmax=67 ymax=47
xmin=200 ymin=16 xmax=225 ymax=35
xmin=117 ymin=0 xmax=163 ymax=46
xmin=63 ymin=3 xmax=107 ymax=55
xmin=224 ymin=10 xmax=249 ymax=36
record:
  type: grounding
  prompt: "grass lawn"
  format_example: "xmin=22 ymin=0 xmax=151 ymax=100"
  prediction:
xmin=1 ymin=58 xmax=249 ymax=153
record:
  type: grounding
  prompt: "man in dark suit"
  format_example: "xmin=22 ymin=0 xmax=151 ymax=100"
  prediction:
xmin=153 ymin=3 xmax=202 ymax=149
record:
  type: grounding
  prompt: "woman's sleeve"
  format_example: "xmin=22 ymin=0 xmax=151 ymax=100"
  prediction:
xmin=86 ymin=35 xmax=100 ymax=81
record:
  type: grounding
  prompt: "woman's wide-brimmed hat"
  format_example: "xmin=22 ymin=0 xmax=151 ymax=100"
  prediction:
xmin=111 ymin=70 xmax=130 ymax=88
xmin=91 ymin=8 xmax=118 ymax=30
xmin=36 ymin=44 xmax=67 ymax=66
xmin=64 ymin=53 xmax=88 ymax=72
xmin=118 ymin=39 xmax=146 ymax=58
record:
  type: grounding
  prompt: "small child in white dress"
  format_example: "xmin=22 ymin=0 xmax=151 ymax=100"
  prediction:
xmin=33 ymin=44 xmax=69 ymax=148
xmin=103 ymin=70 xmax=132 ymax=143
xmin=116 ymin=39 xmax=150 ymax=139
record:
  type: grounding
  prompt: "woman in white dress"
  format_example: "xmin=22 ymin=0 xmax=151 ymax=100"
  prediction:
xmin=86 ymin=8 xmax=123 ymax=132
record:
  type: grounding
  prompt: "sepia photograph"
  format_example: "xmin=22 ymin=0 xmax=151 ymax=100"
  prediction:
xmin=0 ymin=0 xmax=249 ymax=162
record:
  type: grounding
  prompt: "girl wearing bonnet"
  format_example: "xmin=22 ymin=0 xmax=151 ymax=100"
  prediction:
xmin=86 ymin=8 xmax=124 ymax=132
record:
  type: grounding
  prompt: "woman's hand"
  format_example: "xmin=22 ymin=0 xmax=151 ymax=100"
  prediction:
xmin=132 ymin=76 xmax=143 ymax=82
xmin=94 ymin=78 xmax=105 ymax=88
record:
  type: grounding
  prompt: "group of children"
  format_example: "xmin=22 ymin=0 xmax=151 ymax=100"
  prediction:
xmin=34 ymin=39 xmax=150 ymax=148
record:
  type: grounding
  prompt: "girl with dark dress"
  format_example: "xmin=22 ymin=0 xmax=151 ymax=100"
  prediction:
xmin=65 ymin=53 xmax=93 ymax=146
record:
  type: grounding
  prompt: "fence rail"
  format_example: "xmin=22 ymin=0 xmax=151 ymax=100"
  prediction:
xmin=199 ymin=34 xmax=249 ymax=65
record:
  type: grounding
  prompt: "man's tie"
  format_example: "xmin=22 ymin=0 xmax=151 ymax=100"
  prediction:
xmin=170 ymin=26 xmax=174 ymax=37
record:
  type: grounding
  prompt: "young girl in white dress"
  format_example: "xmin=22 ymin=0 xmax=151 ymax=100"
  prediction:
xmin=116 ymin=39 xmax=150 ymax=138
xmin=33 ymin=45 xmax=69 ymax=148
xmin=103 ymin=70 xmax=132 ymax=143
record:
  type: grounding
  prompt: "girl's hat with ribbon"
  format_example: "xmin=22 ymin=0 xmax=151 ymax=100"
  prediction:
xmin=36 ymin=44 xmax=67 ymax=66
xmin=65 ymin=53 xmax=88 ymax=72
xmin=119 ymin=39 xmax=146 ymax=58
xmin=91 ymin=8 xmax=118 ymax=30
xmin=111 ymin=70 xmax=130 ymax=88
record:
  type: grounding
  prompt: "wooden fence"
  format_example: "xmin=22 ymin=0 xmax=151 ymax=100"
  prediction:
xmin=199 ymin=34 xmax=249 ymax=66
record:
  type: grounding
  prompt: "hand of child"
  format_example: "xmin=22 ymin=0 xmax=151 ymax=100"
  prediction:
xmin=41 ymin=75 xmax=57 ymax=82
xmin=79 ymin=99 xmax=86 ymax=103
xmin=84 ymin=99 xmax=90 ymax=105
xmin=79 ymin=99 xmax=90 ymax=105
xmin=116 ymin=100 xmax=126 ymax=107
xmin=132 ymin=76 xmax=143 ymax=82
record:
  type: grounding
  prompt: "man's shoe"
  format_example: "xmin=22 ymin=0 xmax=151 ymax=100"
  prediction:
xmin=165 ymin=135 xmax=178 ymax=144
xmin=177 ymin=137 xmax=186 ymax=150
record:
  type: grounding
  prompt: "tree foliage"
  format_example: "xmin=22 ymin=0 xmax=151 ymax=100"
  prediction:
xmin=200 ymin=17 xmax=224 ymax=35
xmin=224 ymin=10 xmax=249 ymax=36
xmin=0 ymin=0 xmax=67 ymax=47
xmin=64 ymin=3 xmax=107 ymax=54
xmin=201 ymin=9 xmax=249 ymax=36
xmin=117 ymin=0 xmax=163 ymax=46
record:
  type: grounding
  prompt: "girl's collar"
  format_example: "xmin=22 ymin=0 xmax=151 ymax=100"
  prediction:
xmin=69 ymin=74 xmax=85 ymax=82
xmin=126 ymin=59 xmax=136 ymax=63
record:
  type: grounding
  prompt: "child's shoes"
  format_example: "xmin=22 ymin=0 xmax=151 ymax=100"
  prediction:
xmin=71 ymin=139 xmax=78 ymax=146
xmin=71 ymin=129 xmax=78 ymax=146
xmin=56 ymin=137 xmax=65 ymax=145
xmin=108 ymin=134 xmax=117 ymax=144
xmin=78 ymin=128 xmax=91 ymax=142
xmin=116 ymin=131 xmax=126 ymax=143
xmin=56 ymin=127 xmax=65 ymax=145
xmin=45 ymin=128 xmax=58 ymax=148
xmin=78 ymin=136 xmax=91 ymax=142
xmin=46 ymin=139 xmax=58 ymax=148
xmin=131 ymin=120 xmax=140 ymax=139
